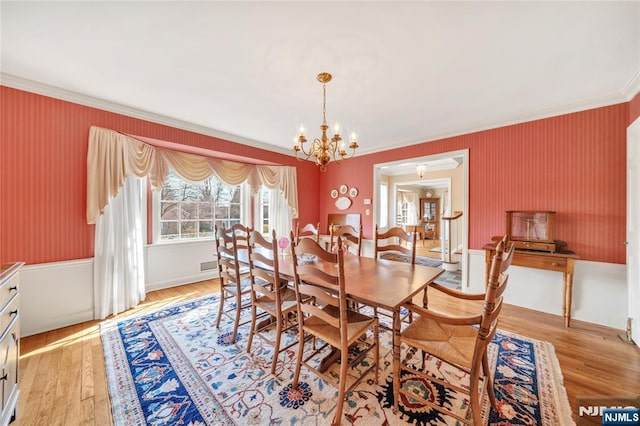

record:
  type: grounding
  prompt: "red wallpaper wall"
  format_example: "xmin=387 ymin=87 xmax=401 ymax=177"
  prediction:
xmin=320 ymin=104 xmax=628 ymax=264
xmin=0 ymin=87 xmax=320 ymax=265
xmin=0 ymin=86 xmax=631 ymax=265
xmin=630 ymin=91 xmax=640 ymax=125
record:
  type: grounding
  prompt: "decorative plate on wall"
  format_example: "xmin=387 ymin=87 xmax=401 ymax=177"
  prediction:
xmin=339 ymin=184 xmax=348 ymax=194
xmin=349 ymin=187 xmax=359 ymax=197
xmin=335 ymin=196 xmax=352 ymax=210
xmin=330 ymin=189 xmax=339 ymax=199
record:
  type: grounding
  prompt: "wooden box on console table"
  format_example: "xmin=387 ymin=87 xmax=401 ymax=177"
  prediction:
xmin=505 ymin=210 xmax=563 ymax=252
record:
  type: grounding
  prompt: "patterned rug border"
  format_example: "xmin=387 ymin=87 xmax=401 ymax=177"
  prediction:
xmin=379 ymin=252 xmax=443 ymax=268
xmin=100 ymin=294 xmax=575 ymax=425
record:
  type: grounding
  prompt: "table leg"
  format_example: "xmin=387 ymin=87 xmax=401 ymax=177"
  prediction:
xmin=392 ymin=310 xmax=401 ymax=412
xmin=318 ymin=348 xmax=340 ymax=373
xmin=256 ymin=315 xmax=276 ymax=330
xmin=565 ymin=259 xmax=575 ymax=327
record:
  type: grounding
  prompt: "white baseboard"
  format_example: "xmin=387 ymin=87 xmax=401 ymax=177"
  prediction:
xmin=146 ymin=272 xmax=218 ymax=292
xmin=21 ymin=241 xmax=221 ymax=336
xmin=21 ymin=259 xmax=95 ymax=337
xmin=19 ymin=245 xmax=627 ymax=336
xmin=467 ymin=249 xmax=627 ymax=329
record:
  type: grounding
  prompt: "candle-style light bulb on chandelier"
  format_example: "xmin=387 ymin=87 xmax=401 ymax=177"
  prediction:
xmin=293 ymin=72 xmax=359 ymax=171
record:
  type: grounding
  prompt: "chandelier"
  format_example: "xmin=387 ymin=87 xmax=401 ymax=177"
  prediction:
xmin=293 ymin=72 xmax=359 ymax=171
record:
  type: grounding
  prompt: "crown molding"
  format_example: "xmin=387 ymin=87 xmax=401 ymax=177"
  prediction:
xmin=2 ymin=72 xmax=635 ymax=160
xmin=355 ymin=91 xmax=630 ymax=157
xmin=622 ymin=69 xmax=640 ymax=101
xmin=0 ymin=73 xmax=294 ymax=158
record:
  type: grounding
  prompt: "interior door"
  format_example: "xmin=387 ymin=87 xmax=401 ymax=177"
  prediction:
xmin=627 ymin=117 xmax=640 ymax=346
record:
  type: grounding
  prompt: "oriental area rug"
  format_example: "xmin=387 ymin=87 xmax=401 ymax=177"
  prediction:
xmin=379 ymin=252 xmax=443 ymax=268
xmin=101 ymin=294 xmax=574 ymax=425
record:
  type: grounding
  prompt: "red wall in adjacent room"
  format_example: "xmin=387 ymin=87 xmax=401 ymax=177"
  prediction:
xmin=320 ymin=104 xmax=628 ymax=264
xmin=0 ymin=86 xmax=320 ymax=265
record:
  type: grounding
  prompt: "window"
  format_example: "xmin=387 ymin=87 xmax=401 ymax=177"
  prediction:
xmin=399 ymin=200 xmax=409 ymax=225
xmin=256 ymin=188 xmax=270 ymax=234
xmin=158 ymin=171 xmax=242 ymax=241
xmin=379 ymin=182 xmax=388 ymax=228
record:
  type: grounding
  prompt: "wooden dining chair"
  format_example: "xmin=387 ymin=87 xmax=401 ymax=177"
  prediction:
xmin=214 ymin=224 xmax=253 ymax=344
xmin=423 ymin=235 xmax=510 ymax=310
xmin=245 ymin=230 xmax=305 ymax=375
xmin=289 ymin=235 xmax=379 ymax=426
xmin=374 ymin=225 xmax=416 ymax=263
xmin=393 ymin=236 xmax=514 ymax=424
xmin=329 ymin=224 xmax=362 ymax=256
xmin=373 ymin=225 xmax=417 ymax=325
xmin=295 ymin=222 xmax=320 ymax=244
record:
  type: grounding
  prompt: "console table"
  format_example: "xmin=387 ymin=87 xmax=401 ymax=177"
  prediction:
xmin=483 ymin=243 xmax=579 ymax=327
xmin=403 ymin=224 xmax=426 ymax=246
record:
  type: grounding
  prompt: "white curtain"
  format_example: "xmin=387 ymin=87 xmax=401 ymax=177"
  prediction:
xmin=87 ymin=126 xmax=299 ymax=318
xmin=400 ymin=192 xmax=418 ymax=224
xmin=269 ymin=187 xmax=293 ymax=241
xmin=94 ymin=177 xmax=145 ymax=319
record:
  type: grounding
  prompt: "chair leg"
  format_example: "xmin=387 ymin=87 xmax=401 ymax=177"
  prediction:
xmin=374 ymin=322 xmax=380 ymax=384
xmin=393 ymin=323 xmax=401 ymax=412
xmin=231 ymin=293 xmax=241 ymax=343
xmin=470 ymin=368 xmax=483 ymax=426
xmin=291 ymin=323 xmax=305 ymax=389
xmin=333 ymin=349 xmax=349 ymax=426
xmin=271 ymin=313 xmax=283 ymax=375
xmin=216 ymin=289 xmax=225 ymax=328
xmin=246 ymin=302 xmax=257 ymax=353
xmin=483 ymin=350 xmax=498 ymax=408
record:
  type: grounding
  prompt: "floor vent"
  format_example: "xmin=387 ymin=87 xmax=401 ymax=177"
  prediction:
xmin=200 ymin=260 xmax=218 ymax=272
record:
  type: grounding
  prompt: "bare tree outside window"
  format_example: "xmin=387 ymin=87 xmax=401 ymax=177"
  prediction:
xmin=159 ymin=171 xmax=242 ymax=241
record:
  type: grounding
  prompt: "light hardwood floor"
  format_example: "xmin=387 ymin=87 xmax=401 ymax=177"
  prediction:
xmin=15 ymin=279 xmax=640 ymax=425
xmin=415 ymin=238 xmax=445 ymax=259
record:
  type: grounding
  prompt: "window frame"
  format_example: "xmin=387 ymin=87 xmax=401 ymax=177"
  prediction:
xmin=254 ymin=187 xmax=271 ymax=235
xmin=152 ymin=172 xmax=246 ymax=244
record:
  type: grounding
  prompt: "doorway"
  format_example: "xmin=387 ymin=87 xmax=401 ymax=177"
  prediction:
xmin=627 ymin=117 xmax=640 ymax=345
xmin=373 ymin=149 xmax=469 ymax=289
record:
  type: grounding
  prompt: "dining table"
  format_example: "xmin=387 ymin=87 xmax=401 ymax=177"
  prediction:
xmin=235 ymin=247 xmax=444 ymax=374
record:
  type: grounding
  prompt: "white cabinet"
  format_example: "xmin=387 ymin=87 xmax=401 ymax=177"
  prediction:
xmin=0 ymin=263 xmax=22 ymax=426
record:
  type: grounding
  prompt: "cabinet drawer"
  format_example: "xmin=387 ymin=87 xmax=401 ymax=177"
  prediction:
xmin=0 ymin=295 xmax=18 ymax=340
xmin=512 ymin=241 xmax=557 ymax=252
xmin=0 ymin=321 xmax=19 ymax=415
xmin=514 ymin=253 xmax=567 ymax=272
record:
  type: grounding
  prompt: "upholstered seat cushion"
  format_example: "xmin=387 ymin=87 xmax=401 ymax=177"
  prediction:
xmin=401 ymin=315 xmax=478 ymax=369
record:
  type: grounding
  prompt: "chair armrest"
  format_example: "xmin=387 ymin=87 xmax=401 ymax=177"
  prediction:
xmin=403 ymin=302 xmax=482 ymax=326
xmin=428 ymin=283 xmax=485 ymax=300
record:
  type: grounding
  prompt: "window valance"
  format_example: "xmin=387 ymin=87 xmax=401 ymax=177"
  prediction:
xmin=86 ymin=126 xmax=298 ymax=224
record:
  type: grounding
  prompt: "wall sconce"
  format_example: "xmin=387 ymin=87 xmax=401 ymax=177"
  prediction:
xmin=416 ymin=164 xmax=426 ymax=178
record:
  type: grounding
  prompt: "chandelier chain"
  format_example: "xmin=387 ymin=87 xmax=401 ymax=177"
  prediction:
xmin=322 ymin=83 xmax=327 ymax=125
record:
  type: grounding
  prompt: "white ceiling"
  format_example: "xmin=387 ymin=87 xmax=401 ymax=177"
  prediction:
xmin=1 ymin=1 xmax=639 ymax=157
